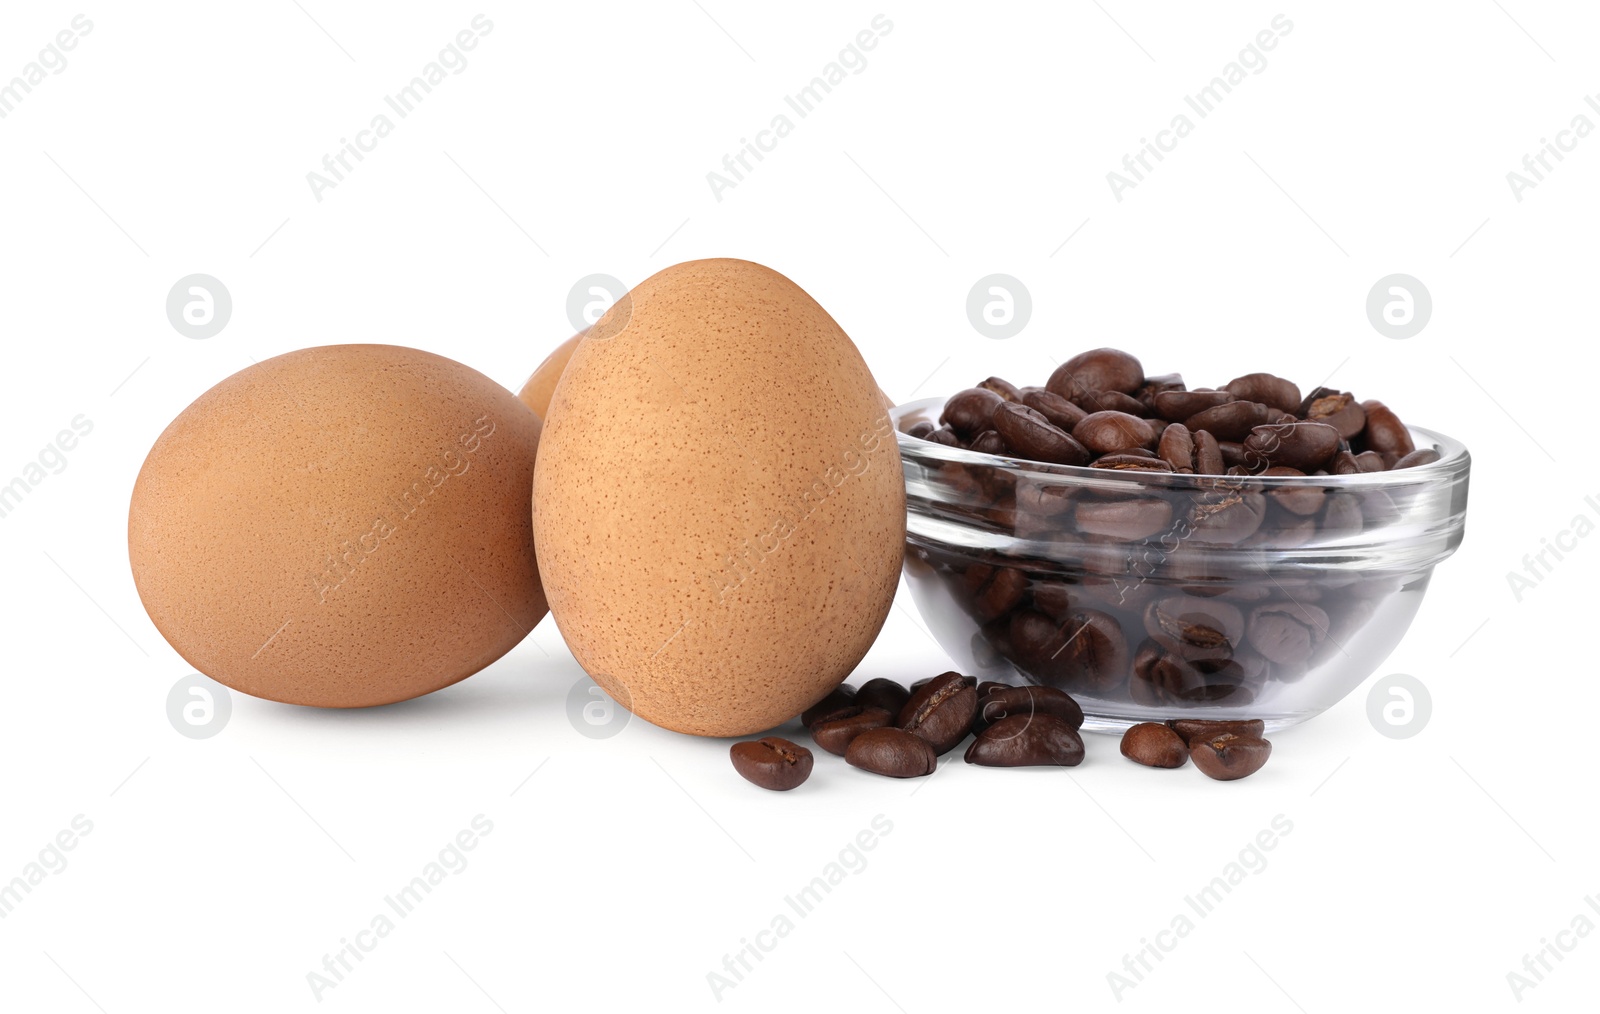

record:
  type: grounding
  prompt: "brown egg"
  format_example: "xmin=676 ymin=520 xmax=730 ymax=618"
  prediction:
xmin=128 ymin=344 xmax=546 ymax=708
xmin=518 ymin=331 xmax=584 ymax=420
xmin=533 ymin=259 xmax=904 ymax=737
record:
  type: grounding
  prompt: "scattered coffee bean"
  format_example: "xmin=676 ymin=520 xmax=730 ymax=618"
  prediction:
xmin=730 ymin=737 xmax=814 ymax=790
xmin=1120 ymin=722 xmax=1189 ymax=767
xmin=964 ymin=713 xmax=1085 ymax=767
xmin=1167 ymin=718 xmax=1266 ymax=746
xmin=845 ymin=727 xmax=939 ymax=778
xmin=1190 ymin=733 xmax=1272 ymax=781
xmin=800 ymin=685 xmax=857 ymax=729
xmin=898 ymin=672 xmax=979 ymax=754
xmin=854 ymin=678 xmax=911 ymax=715
xmin=973 ymin=684 xmax=1085 ymax=733
xmin=812 ymin=707 xmax=896 ymax=756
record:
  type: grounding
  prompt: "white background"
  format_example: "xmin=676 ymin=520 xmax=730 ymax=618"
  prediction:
xmin=0 ymin=2 xmax=1593 ymax=1011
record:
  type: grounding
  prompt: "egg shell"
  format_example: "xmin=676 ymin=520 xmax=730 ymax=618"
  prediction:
xmin=518 ymin=331 xmax=583 ymax=421
xmin=128 ymin=344 xmax=546 ymax=707
xmin=533 ymin=259 xmax=904 ymax=737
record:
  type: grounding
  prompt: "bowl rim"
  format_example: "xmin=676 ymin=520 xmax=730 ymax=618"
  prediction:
xmin=891 ymin=396 xmax=1470 ymax=490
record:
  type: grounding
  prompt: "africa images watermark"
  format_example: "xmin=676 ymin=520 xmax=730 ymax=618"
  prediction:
xmin=0 ymin=415 xmax=94 ymax=522
xmin=306 ymin=15 xmax=494 ymax=202
xmin=305 ymin=814 xmax=494 ymax=1001
xmin=1106 ymin=813 xmax=1294 ymax=1000
xmin=709 ymin=412 xmax=895 ymax=604
xmin=1505 ymin=93 xmax=1600 ymax=203
xmin=1505 ymin=893 xmax=1600 ymax=1002
xmin=706 ymin=813 xmax=894 ymax=1001
xmin=310 ymin=414 xmax=498 ymax=604
xmin=0 ymin=815 xmax=94 ymax=920
xmin=706 ymin=14 xmax=893 ymax=202
xmin=1504 ymin=492 xmax=1600 ymax=602
xmin=1106 ymin=14 xmax=1293 ymax=202
xmin=0 ymin=15 xmax=93 ymax=120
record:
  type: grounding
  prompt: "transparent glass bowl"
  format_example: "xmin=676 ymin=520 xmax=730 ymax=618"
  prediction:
xmin=893 ymin=397 xmax=1470 ymax=733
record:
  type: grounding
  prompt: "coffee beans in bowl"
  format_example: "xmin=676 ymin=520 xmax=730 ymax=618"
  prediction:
xmin=894 ymin=348 xmax=1469 ymax=732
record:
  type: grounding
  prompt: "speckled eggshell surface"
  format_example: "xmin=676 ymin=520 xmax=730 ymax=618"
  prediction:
xmin=533 ymin=258 xmax=904 ymax=737
xmin=518 ymin=332 xmax=583 ymax=421
xmin=128 ymin=344 xmax=546 ymax=708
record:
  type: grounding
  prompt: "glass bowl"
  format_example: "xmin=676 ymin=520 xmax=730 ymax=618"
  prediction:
xmin=893 ymin=397 xmax=1470 ymax=733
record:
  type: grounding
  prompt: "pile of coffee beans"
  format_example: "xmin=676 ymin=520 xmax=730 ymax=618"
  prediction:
xmin=1120 ymin=719 xmax=1273 ymax=780
xmin=907 ymin=347 xmax=1436 ymax=474
xmin=731 ymin=676 xmax=1275 ymax=789
xmin=898 ymin=348 xmax=1436 ymax=712
xmin=805 ymin=672 xmax=1088 ymax=777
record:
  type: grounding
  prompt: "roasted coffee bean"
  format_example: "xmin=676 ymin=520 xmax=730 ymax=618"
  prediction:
xmin=963 ymin=563 xmax=1028 ymax=622
xmin=1076 ymin=390 xmax=1149 ymax=416
xmin=1073 ymin=411 xmax=1155 ymax=454
xmin=968 ymin=430 xmax=1008 ymax=455
xmin=1154 ymin=388 xmax=1235 ymax=421
xmin=1144 ymin=594 xmax=1243 ymax=662
xmin=1031 ymin=581 xmax=1073 ymax=620
xmin=897 ymin=672 xmax=979 ymax=754
xmin=800 ymin=685 xmax=857 ymax=728
xmin=1158 ymin=423 xmax=1196 ymax=471
xmin=941 ymin=387 xmax=1006 ymax=438
xmin=965 ymin=713 xmax=1085 ymax=767
xmin=1047 ymin=348 xmax=1144 ymax=400
xmin=1012 ymin=608 xmax=1128 ymax=694
xmin=1183 ymin=400 xmax=1273 ymax=443
xmin=1136 ymin=373 xmax=1187 ymax=412
xmin=926 ymin=427 xmax=961 ymax=447
xmin=1225 ymin=373 xmax=1302 ymax=414
xmin=976 ymin=680 xmax=1013 ymax=698
xmin=1241 ymin=421 xmax=1340 ymax=472
xmin=1361 ymin=399 xmax=1415 ymax=456
xmin=1075 ymin=496 xmax=1174 ymax=539
xmin=1188 ymin=489 xmax=1267 ymax=544
xmin=973 ymin=684 xmax=1085 ymax=733
xmin=845 ymin=727 xmax=939 ymax=778
xmin=811 ymin=707 xmax=895 ymax=756
xmin=1247 ymin=600 xmax=1330 ymax=665
xmin=1091 ymin=454 xmax=1173 ymax=472
xmin=1014 ymin=479 xmax=1076 ymax=517
xmin=1193 ymin=429 xmax=1226 ymax=474
xmin=905 ymin=420 xmax=934 ymax=439
xmin=978 ymin=376 xmax=1023 ymax=402
xmin=1167 ymin=718 xmax=1266 ymax=746
xmin=1319 ymin=491 xmax=1365 ymax=534
xmin=993 ymin=402 xmax=1093 ymax=466
xmin=1130 ymin=639 xmax=1205 ymax=705
xmin=1394 ymin=447 xmax=1440 ymax=469
xmin=1190 ymin=733 xmax=1272 ymax=781
xmin=1263 ymin=466 xmax=1325 ymax=515
xmin=1304 ymin=390 xmax=1366 ymax=440
xmin=854 ymin=678 xmax=911 ymax=716
xmin=1120 ymin=722 xmax=1189 ymax=767
xmin=1021 ymin=388 xmax=1089 ymax=431
xmin=730 ymin=737 xmax=814 ymax=790
xmin=1354 ymin=450 xmax=1386 ymax=472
